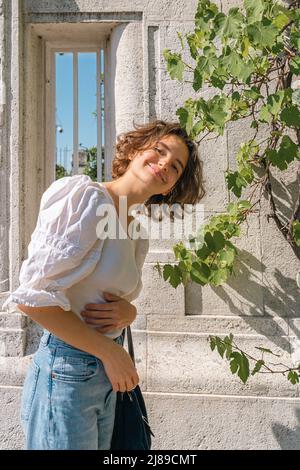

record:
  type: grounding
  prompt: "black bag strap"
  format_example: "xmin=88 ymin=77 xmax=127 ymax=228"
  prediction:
xmin=121 ymin=326 xmax=135 ymax=367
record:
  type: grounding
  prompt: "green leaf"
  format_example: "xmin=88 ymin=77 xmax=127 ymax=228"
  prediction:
xmin=292 ymin=220 xmax=300 ymax=247
xmin=218 ymin=247 xmax=236 ymax=267
xmin=177 ymin=31 xmax=185 ymax=50
xmin=190 ymin=261 xmax=211 ymax=285
xmin=176 ymin=102 xmax=195 ymax=137
xmin=195 ymin=0 xmax=219 ymax=25
xmin=241 ymin=35 xmax=250 ymax=58
xmin=272 ymin=12 xmax=291 ymax=29
xmin=222 ymin=50 xmax=241 ymax=77
xmin=290 ymin=29 xmax=300 ymax=52
xmin=154 ymin=261 xmax=162 ymax=277
xmin=196 ymin=243 xmax=212 ymax=260
xmin=208 ymin=96 xmax=230 ymax=132
xmin=229 ymin=352 xmax=250 ymax=384
xmin=175 ymin=242 xmax=191 ymax=260
xmin=292 ymin=89 xmax=300 ymax=107
xmin=193 ymin=67 xmax=204 ymax=92
xmin=223 ymin=335 xmax=233 ymax=360
xmin=237 ymin=200 xmax=252 ymax=210
xmin=246 ymin=20 xmax=278 ymax=49
xmin=267 ymin=91 xmax=286 ymax=117
xmin=221 ymin=48 xmax=254 ymax=83
xmin=163 ymin=264 xmax=173 ymax=282
xmin=250 ymin=120 xmax=258 ymax=128
xmin=266 ymin=150 xmax=278 ymax=167
xmin=251 ymin=359 xmax=265 ymax=375
xmin=278 ymin=141 xmax=297 ymax=169
xmin=259 ymin=105 xmax=272 ymax=123
xmin=267 ymin=135 xmax=299 ymax=170
xmin=280 ymin=105 xmax=300 ymax=128
xmin=290 ymin=56 xmax=300 ymax=75
xmin=210 ymin=336 xmax=217 ymax=351
xmin=210 ymin=73 xmax=227 ymax=90
xmin=225 ymin=223 xmax=240 ymax=237
xmin=222 ymin=7 xmax=244 ymax=38
xmin=193 ymin=54 xmax=217 ymax=91
xmin=244 ymin=86 xmax=262 ymax=102
xmin=176 ymin=106 xmax=189 ymax=129
xmin=255 ymin=55 xmax=270 ymax=75
xmin=163 ymin=264 xmax=182 ymax=288
xmin=255 ymin=346 xmax=280 ymax=357
xmin=204 ymin=231 xmax=226 ymax=252
xmin=210 ymin=267 xmax=229 ymax=286
xmin=259 ymin=90 xmax=286 ymax=122
xmin=244 ymin=0 xmax=264 ymax=25
xmin=227 ymin=202 xmax=238 ymax=216
xmin=216 ymin=337 xmax=226 ymax=358
xmin=288 ymin=371 xmax=299 ymax=385
xmin=163 ymin=49 xmax=185 ymax=81
xmin=186 ymin=32 xmax=201 ymax=60
xmin=213 ymin=12 xmax=226 ymax=32
xmin=225 ymin=171 xmax=248 ymax=197
xmin=213 ymin=231 xmax=226 ymax=251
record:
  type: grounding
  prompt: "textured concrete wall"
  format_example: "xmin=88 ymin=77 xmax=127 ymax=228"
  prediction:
xmin=0 ymin=0 xmax=300 ymax=450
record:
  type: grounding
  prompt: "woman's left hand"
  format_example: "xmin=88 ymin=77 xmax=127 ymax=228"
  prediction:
xmin=80 ymin=291 xmax=137 ymax=333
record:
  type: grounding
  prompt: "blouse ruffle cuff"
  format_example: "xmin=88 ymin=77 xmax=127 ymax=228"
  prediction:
xmin=2 ymin=287 xmax=71 ymax=313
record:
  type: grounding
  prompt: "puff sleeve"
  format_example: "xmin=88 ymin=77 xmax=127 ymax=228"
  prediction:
xmin=3 ymin=175 xmax=107 ymax=313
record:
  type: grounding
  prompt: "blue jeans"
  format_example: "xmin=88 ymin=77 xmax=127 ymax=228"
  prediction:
xmin=20 ymin=329 xmax=124 ymax=450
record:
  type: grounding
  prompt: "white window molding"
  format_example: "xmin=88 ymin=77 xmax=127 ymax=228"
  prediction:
xmin=45 ymin=43 xmax=105 ymax=185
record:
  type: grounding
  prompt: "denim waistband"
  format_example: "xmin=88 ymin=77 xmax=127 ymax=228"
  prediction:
xmin=40 ymin=329 xmax=125 ymax=348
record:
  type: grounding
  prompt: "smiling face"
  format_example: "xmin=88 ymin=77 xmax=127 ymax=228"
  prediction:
xmin=130 ymin=134 xmax=190 ymax=196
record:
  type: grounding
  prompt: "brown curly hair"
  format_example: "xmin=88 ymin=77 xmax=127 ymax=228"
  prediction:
xmin=111 ymin=119 xmax=206 ymax=221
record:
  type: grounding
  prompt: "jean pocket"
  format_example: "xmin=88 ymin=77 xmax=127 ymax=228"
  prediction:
xmin=20 ymin=359 xmax=40 ymax=422
xmin=51 ymin=351 xmax=99 ymax=383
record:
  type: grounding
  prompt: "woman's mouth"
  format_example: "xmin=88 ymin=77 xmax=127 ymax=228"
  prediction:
xmin=146 ymin=163 xmax=166 ymax=183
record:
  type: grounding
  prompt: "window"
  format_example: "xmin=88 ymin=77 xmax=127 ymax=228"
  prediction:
xmin=46 ymin=45 xmax=105 ymax=182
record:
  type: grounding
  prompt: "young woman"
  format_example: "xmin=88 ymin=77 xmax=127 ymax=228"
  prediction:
xmin=3 ymin=119 xmax=205 ymax=450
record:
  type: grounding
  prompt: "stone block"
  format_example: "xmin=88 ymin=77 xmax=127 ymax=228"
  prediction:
xmin=0 ymin=329 xmax=25 ymax=357
xmin=148 ymin=314 xmax=289 ymax=336
xmin=259 ymin=198 xmax=300 ymax=317
xmin=147 ymin=332 xmax=297 ymax=397
xmin=145 ymin=392 xmax=300 ymax=449
xmin=134 ymin=264 xmax=185 ymax=315
xmin=0 ymin=387 xmax=24 ymax=449
xmin=0 ymin=313 xmax=26 ymax=329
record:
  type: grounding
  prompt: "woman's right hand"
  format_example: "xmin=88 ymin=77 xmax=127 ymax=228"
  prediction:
xmin=101 ymin=341 xmax=139 ymax=392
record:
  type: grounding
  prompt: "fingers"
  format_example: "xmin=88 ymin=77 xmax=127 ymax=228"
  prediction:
xmin=85 ymin=302 xmax=116 ymax=310
xmin=103 ymin=292 xmax=121 ymax=301
xmin=112 ymin=375 xmax=139 ymax=393
xmin=83 ymin=317 xmax=115 ymax=326
xmin=95 ymin=326 xmax=116 ymax=333
xmin=85 ymin=303 xmax=108 ymax=309
xmin=80 ymin=304 xmax=115 ymax=316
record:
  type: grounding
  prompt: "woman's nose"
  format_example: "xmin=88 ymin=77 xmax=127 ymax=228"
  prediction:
xmin=159 ymin=158 xmax=171 ymax=171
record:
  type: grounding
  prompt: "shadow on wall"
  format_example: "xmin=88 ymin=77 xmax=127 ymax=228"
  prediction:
xmin=186 ymin=170 xmax=300 ymax=355
xmin=273 ymin=408 xmax=300 ymax=449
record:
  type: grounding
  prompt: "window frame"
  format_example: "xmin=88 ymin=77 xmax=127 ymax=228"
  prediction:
xmin=45 ymin=43 xmax=105 ymax=185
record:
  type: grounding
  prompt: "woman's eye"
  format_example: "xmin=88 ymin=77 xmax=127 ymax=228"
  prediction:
xmin=154 ymin=147 xmax=178 ymax=174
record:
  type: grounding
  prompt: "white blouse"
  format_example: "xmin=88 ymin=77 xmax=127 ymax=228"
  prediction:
xmin=3 ymin=174 xmax=149 ymax=340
